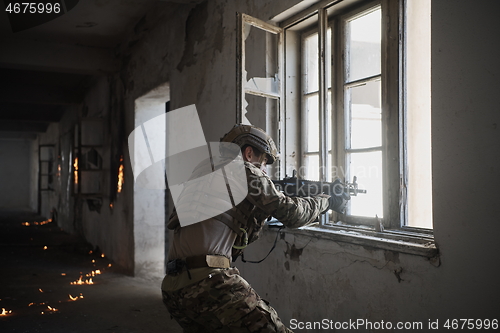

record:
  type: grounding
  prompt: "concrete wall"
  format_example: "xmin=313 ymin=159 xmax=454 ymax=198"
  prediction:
xmin=74 ymin=76 xmax=133 ymax=272
xmin=37 ymin=0 xmax=500 ymax=328
xmin=0 ymin=138 xmax=35 ymax=211
xmin=34 ymin=3 xmax=189 ymax=278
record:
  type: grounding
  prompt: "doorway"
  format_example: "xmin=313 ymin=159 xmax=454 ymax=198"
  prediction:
xmin=132 ymin=83 xmax=169 ymax=279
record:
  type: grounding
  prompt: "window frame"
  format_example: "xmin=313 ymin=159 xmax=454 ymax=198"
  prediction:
xmin=282 ymin=0 xmax=402 ymax=227
xmin=333 ymin=2 xmax=386 ymax=227
xmin=300 ymin=26 xmax=323 ymax=178
xmin=237 ymin=0 xmax=436 ymax=258
xmin=280 ymin=0 xmax=437 ymax=257
xmin=236 ymin=13 xmax=284 ymax=179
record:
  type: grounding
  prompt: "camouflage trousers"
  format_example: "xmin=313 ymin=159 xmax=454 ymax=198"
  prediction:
xmin=162 ymin=267 xmax=293 ymax=333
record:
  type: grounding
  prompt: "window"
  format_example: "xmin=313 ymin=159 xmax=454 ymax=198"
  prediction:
xmin=238 ymin=0 xmax=435 ymax=257
xmin=73 ymin=118 xmax=104 ymax=196
xmin=236 ymin=13 xmax=283 ymax=179
xmin=298 ymin=4 xmax=385 ymax=227
xmin=39 ymin=145 xmax=56 ymax=191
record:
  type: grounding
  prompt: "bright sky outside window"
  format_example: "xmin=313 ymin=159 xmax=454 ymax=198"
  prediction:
xmin=343 ymin=7 xmax=383 ymax=218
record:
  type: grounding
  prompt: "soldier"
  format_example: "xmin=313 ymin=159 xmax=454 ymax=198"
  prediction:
xmin=162 ymin=124 xmax=332 ymax=333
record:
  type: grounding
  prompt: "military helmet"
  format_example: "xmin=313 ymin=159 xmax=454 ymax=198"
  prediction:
xmin=221 ymin=124 xmax=278 ymax=164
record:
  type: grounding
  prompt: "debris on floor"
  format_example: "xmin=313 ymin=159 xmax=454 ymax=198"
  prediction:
xmin=0 ymin=212 xmax=182 ymax=333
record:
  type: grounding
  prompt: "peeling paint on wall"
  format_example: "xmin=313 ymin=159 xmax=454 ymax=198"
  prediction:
xmin=393 ymin=267 xmax=404 ymax=283
xmin=284 ymin=241 xmax=308 ymax=262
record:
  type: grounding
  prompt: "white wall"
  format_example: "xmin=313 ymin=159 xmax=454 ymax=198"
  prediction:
xmin=132 ymin=84 xmax=169 ymax=279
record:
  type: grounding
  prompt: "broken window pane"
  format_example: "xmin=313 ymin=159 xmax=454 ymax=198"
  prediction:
xmin=243 ymin=93 xmax=280 ymax=177
xmin=244 ymin=93 xmax=267 ymax=130
xmin=80 ymin=147 xmax=103 ymax=170
xmin=243 ymin=21 xmax=279 ymax=97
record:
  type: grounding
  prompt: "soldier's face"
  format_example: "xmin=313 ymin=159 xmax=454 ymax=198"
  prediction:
xmin=252 ymin=157 xmax=267 ymax=174
xmin=258 ymin=158 xmax=268 ymax=174
xmin=244 ymin=146 xmax=268 ymax=173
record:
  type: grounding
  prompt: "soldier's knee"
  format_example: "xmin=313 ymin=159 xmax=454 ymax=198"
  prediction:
xmin=230 ymin=299 xmax=292 ymax=333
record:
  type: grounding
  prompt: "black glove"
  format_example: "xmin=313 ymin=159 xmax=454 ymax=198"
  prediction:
xmin=328 ymin=192 xmax=349 ymax=214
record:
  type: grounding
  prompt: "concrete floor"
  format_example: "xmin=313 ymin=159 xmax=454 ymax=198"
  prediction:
xmin=0 ymin=211 xmax=183 ymax=333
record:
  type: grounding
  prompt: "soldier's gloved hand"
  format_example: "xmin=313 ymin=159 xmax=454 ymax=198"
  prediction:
xmin=328 ymin=194 xmax=349 ymax=214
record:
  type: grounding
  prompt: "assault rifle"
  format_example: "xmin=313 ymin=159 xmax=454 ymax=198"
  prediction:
xmin=272 ymin=170 xmax=367 ymax=214
xmin=244 ymin=172 xmax=366 ymax=264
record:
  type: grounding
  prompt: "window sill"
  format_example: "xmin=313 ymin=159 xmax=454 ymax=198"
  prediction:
xmin=266 ymin=221 xmax=438 ymax=260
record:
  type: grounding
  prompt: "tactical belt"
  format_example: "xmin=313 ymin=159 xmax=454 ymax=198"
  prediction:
xmin=166 ymin=255 xmax=230 ymax=275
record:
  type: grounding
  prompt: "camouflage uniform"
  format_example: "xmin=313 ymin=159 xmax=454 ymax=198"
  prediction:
xmin=162 ymin=161 xmax=329 ymax=333
xmin=162 ymin=267 xmax=292 ymax=333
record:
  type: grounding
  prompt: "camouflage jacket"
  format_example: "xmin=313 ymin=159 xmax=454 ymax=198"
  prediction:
xmin=232 ymin=162 xmax=329 ymax=257
xmin=168 ymin=159 xmax=329 ymax=260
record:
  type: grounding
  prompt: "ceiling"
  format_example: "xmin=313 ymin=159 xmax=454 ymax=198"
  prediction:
xmin=0 ymin=0 xmax=197 ymax=138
